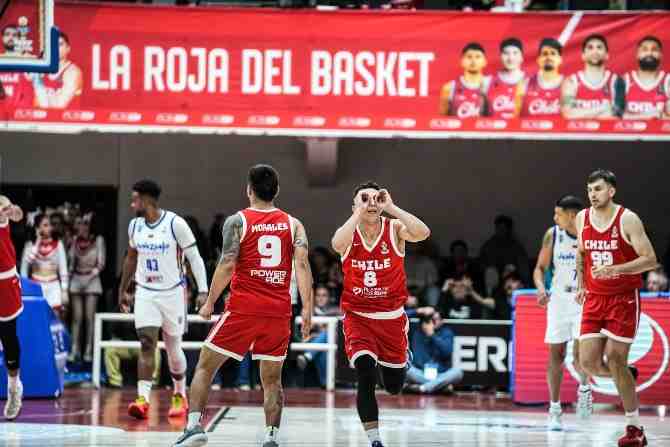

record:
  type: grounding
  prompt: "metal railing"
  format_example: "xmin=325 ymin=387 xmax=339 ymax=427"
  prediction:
xmin=92 ymin=313 xmax=339 ymax=391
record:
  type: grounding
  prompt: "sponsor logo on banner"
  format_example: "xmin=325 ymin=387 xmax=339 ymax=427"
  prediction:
xmin=202 ymin=114 xmax=234 ymax=125
xmin=13 ymin=109 xmax=47 ymax=120
xmin=293 ymin=116 xmax=326 ymax=127
xmin=614 ymin=121 xmax=647 ymax=132
xmin=566 ymin=313 xmax=669 ymax=395
xmin=155 ymin=113 xmax=189 ymax=124
xmin=429 ymin=118 xmax=462 ymax=129
xmin=383 ymin=118 xmax=416 ymax=129
xmin=475 ymin=119 xmax=507 ymax=130
xmin=521 ymin=120 xmax=553 ymax=130
xmin=62 ymin=111 xmax=95 ymax=121
xmin=453 ymin=336 xmax=508 ymax=373
xmin=567 ymin=120 xmax=600 ymax=131
xmin=338 ymin=117 xmax=371 ymax=128
xmin=248 ymin=115 xmax=280 ymax=126
xmin=109 ymin=112 xmax=142 ymax=123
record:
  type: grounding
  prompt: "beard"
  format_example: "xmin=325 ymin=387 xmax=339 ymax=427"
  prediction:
xmin=587 ymin=59 xmax=604 ymax=67
xmin=639 ymin=56 xmax=660 ymax=71
xmin=3 ymin=42 xmax=14 ymax=52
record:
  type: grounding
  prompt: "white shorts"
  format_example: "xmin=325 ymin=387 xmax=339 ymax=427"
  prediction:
xmin=70 ymin=273 xmax=103 ymax=295
xmin=40 ymin=281 xmax=63 ymax=308
xmin=544 ymin=292 xmax=582 ymax=344
xmin=134 ymin=286 xmax=187 ymax=336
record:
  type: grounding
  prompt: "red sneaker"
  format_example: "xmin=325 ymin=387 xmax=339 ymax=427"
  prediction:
xmin=618 ymin=425 xmax=648 ymax=447
xmin=128 ymin=396 xmax=150 ymax=420
xmin=168 ymin=393 xmax=189 ymax=418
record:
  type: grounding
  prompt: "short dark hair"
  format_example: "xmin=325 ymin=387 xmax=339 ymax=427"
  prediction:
xmin=450 ymin=239 xmax=468 ymax=253
xmin=539 ymin=38 xmax=562 ymax=55
xmin=587 ymin=169 xmax=617 ymax=188
xmin=420 ymin=313 xmax=435 ymax=325
xmin=582 ymin=33 xmax=608 ymax=52
xmin=500 ymin=38 xmax=523 ymax=54
xmin=556 ymin=195 xmax=584 ymax=212
xmin=132 ymin=179 xmax=162 ymax=200
xmin=462 ymin=42 xmax=485 ymax=55
xmin=248 ymin=164 xmax=279 ymax=202
xmin=353 ymin=181 xmax=381 ymax=199
xmin=638 ymin=35 xmax=662 ymax=50
xmin=60 ymin=32 xmax=70 ymax=46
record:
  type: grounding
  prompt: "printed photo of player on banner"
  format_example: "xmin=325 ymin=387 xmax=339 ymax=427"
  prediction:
xmin=1 ymin=4 xmax=670 ymax=138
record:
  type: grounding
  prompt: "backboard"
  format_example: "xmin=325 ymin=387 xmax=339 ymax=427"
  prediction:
xmin=0 ymin=0 xmax=58 ymax=72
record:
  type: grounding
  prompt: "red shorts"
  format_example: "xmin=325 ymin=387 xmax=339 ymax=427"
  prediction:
xmin=204 ymin=311 xmax=291 ymax=361
xmin=0 ymin=276 xmax=22 ymax=321
xmin=580 ymin=290 xmax=640 ymax=344
xmin=343 ymin=311 xmax=409 ymax=369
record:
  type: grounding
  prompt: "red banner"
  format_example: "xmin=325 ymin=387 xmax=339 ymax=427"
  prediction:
xmin=2 ymin=3 xmax=670 ymax=138
xmin=512 ymin=292 xmax=670 ymax=405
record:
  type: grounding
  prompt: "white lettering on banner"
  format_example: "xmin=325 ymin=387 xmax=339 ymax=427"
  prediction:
xmin=452 ymin=336 xmax=508 ymax=372
xmin=92 ymin=44 xmax=131 ymax=91
xmin=144 ymin=46 xmax=229 ymax=93
xmin=241 ymin=49 xmax=300 ymax=95
xmin=310 ymin=50 xmax=434 ymax=97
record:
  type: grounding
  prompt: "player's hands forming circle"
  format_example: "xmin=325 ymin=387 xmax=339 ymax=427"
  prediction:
xmin=536 ymin=289 xmax=550 ymax=308
xmin=198 ymin=301 xmax=214 ymax=320
xmin=375 ymin=189 xmax=393 ymax=212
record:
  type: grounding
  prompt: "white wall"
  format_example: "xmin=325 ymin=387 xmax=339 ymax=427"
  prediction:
xmin=2 ymin=132 xmax=668 ymax=272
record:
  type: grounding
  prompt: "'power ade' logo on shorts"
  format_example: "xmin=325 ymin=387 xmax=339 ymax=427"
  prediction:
xmin=566 ymin=313 xmax=669 ymax=395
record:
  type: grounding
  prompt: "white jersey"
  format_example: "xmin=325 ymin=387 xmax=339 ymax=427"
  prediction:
xmin=549 ymin=226 xmax=579 ymax=295
xmin=129 ymin=210 xmax=196 ymax=292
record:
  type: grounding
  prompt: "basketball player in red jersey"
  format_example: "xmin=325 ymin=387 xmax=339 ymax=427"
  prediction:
xmin=622 ymin=35 xmax=670 ymax=119
xmin=33 ymin=33 xmax=82 ymax=109
xmin=439 ymin=42 xmax=490 ymax=118
xmin=576 ymin=169 xmax=658 ymax=447
xmin=332 ymin=182 xmax=430 ymax=447
xmin=174 ymin=165 xmax=314 ymax=447
xmin=562 ymin=34 xmax=622 ymax=119
xmin=486 ymin=38 xmax=525 ymax=119
xmin=0 ymin=25 xmax=34 ymax=113
xmin=520 ymin=38 xmax=563 ymax=117
xmin=0 ymin=196 xmax=24 ymax=421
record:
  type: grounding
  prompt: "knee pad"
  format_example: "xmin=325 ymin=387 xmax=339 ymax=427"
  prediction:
xmin=163 ymin=333 xmax=187 ymax=375
xmin=381 ymin=368 xmax=406 ymax=395
xmin=0 ymin=326 xmax=20 ymax=371
xmin=354 ymin=355 xmax=378 ymax=423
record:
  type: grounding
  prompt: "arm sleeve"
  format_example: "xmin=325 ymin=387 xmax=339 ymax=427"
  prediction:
xmin=183 ymin=245 xmax=208 ymax=294
xmin=20 ymin=241 xmax=31 ymax=277
xmin=58 ymin=242 xmax=69 ymax=289
xmin=432 ymin=327 xmax=454 ymax=359
xmin=171 ymin=216 xmax=197 ymax=250
xmin=94 ymin=235 xmax=106 ymax=276
xmin=128 ymin=219 xmax=137 ymax=248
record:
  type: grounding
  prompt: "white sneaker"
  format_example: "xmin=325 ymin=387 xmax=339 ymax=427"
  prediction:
xmin=576 ymin=387 xmax=593 ymax=419
xmin=548 ymin=407 xmax=563 ymax=431
xmin=4 ymin=381 xmax=23 ymax=421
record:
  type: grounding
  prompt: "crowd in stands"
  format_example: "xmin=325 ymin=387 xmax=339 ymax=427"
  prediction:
xmin=11 ymin=205 xmax=670 ymax=391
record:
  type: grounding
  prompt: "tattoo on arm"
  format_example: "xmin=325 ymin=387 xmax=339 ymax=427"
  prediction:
xmin=294 ymin=222 xmax=309 ymax=251
xmin=218 ymin=214 xmax=243 ymax=265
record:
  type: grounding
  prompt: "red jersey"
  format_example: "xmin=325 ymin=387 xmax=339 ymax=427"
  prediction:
xmin=0 ymin=72 xmax=34 ymax=112
xmin=623 ymin=70 xmax=670 ymax=117
xmin=0 ymin=222 xmax=17 ymax=272
xmin=521 ymin=74 xmax=562 ymax=117
xmin=582 ymin=206 xmax=643 ymax=295
xmin=227 ymin=208 xmax=295 ymax=317
xmin=447 ymin=77 xmax=488 ymax=118
xmin=570 ymin=70 xmax=617 ymax=113
xmin=41 ymin=62 xmax=82 ymax=108
xmin=341 ymin=217 xmax=408 ymax=316
xmin=486 ymin=72 xmax=524 ymax=119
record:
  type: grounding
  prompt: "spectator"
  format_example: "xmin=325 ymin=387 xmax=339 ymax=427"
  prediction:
xmin=310 ymin=246 xmax=333 ymax=284
xmin=440 ymin=239 xmax=484 ymax=294
xmin=325 ymin=262 xmax=344 ymax=304
xmin=405 ymin=241 xmax=441 ymax=306
xmin=314 ymin=284 xmax=340 ymax=316
xmin=645 ymin=268 xmax=669 ymax=293
xmin=208 ymin=213 xmax=225 ymax=263
xmin=406 ymin=312 xmax=464 ymax=394
xmin=184 ymin=215 xmax=210 ymax=265
xmin=438 ymin=275 xmax=489 ymax=319
xmin=479 ymin=214 xmax=531 ymax=287
xmin=404 ymin=294 xmax=435 ymax=318
xmin=486 ymin=271 xmax=524 ymax=320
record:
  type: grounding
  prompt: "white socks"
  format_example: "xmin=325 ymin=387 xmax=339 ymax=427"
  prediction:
xmin=173 ymin=377 xmax=187 ymax=396
xmin=579 ymin=384 xmax=591 ymax=392
xmin=625 ymin=409 xmax=640 ymax=428
xmin=264 ymin=426 xmax=280 ymax=442
xmin=8 ymin=375 xmax=21 ymax=392
xmin=366 ymin=427 xmax=381 ymax=443
xmin=550 ymin=401 xmax=562 ymax=413
xmin=187 ymin=411 xmax=202 ymax=430
xmin=138 ymin=380 xmax=152 ymax=402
